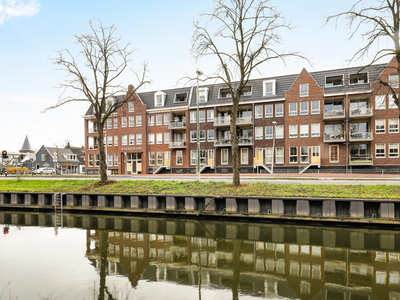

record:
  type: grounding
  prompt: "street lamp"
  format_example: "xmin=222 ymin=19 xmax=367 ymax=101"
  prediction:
xmin=271 ymin=121 xmax=277 ymax=175
xmin=196 ymin=70 xmax=203 ymax=182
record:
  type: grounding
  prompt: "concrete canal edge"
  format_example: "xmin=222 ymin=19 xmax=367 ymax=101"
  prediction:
xmin=1 ymin=191 xmax=400 ymax=228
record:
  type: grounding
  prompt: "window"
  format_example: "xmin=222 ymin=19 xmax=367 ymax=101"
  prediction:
xmin=326 ymin=75 xmax=343 ymax=87
xmin=375 ymin=119 xmax=385 ymax=134
xmin=121 ymin=116 xmax=127 ymax=127
xmin=114 ymin=153 xmax=118 ymax=166
xmin=207 ymin=110 xmax=214 ymax=122
xmin=276 ymin=104 xmax=283 ymax=117
xmin=95 ymin=154 xmax=100 ymax=167
xmin=276 ymin=125 xmax=284 ymax=138
xmin=300 ymin=83 xmax=308 ymax=97
xmin=107 ymin=136 xmax=112 ymax=146
xmin=176 ymin=151 xmax=183 ymax=165
xmin=199 ymin=130 xmax=206 ymax=142
xmin=290 ymin=147 xmax=298 ymax=163
xmin=164 ymin=114 xmax=170 ymax=125
xmin=113 ymin=118 xmax=118 ymax=129
xmin=300 ymin=124 xmax=309 ymax=137
xmin=255 ymin=105 xmax=263 ymax=118
xmin=129 ymin=134 xmax=135 ymax=145
xmin=255 ymin=127 xmax=263 ymax=139
xmin=265 ymin=126 xmax=273 ymax=139
xmin=241 ymin=86 xmax=252 ymax=96
xmin=199 ymin=110 xmax=205 ymax=122
xmin=129 ymin=116 xmax=134 ymax=127
xmin=148 ymin=133 xmax=155 ymax=145
xmin=389 ymin=74 xmax=399 ymax=88
xmin=390 ymin=271 xmax=400 ymax=285
xmin=149 ymin=152 xmax=155 ymax=166
xmin=190 ymin=131 xmax=197 ymax=143
xmin=107 ymin=153 xmax=113 ymax=167
xmin=174 ymin=93 xmax=187 ymax=103
xmin=156 ymin=114 xmax=162 ymax=126
xmin=265 ymin=147 xmax=273 ymax=163
xmin=289 ymin=125 xmax=298 ymax=138
xmin=207 ymin=130 xmax=215 ymax=142
xmin=389 ymin=95 xmax=398 ymax=109
xmin=161 ymin=132 xmax=169 ymax=144
xmin=136 ymin=134 xmax=142 ymax=145
xmin=136 ymin=115 xmax=142 ymax=126
xmin=389 ymin=143 xmax=399 ymax=158
xmin=311 ymin=100 xmax=320 ymax=114
xmin=121 ymin=134 xmax=128 ymax=146
xmin=107 ymin=119 xmax=112 ymax=129
xmin=289 ymin=103 xmax=297 ymax=116
xmin=311 ymin=123 xmax=320 ymax=137
xmin=221 ymin=149 xmax=229 ymax=164
xmin=263 ymin=80 xmax=276 ymax=96
xmin=301 ymin=146 xmax=309 ymax=163
xmin=198 ymin=88 xmax=209 ymax=102
xmin=219 ymin=88 xmax=231 ymax=98
xmin=114 ymin=135 xmax=118 ymax=146
xmin=330 ymin=145 xmax=339 ymax=163
xmin=88 ymin=154 xmax=93 ymax=167
xmin=190 ymin=150 xmax=197 ymax=165
xmin=128 ymin=101 xmax=134 ymax=112
xmin=241 ymin=148 xmax=248 ymax=164
xmin=265 ymin=104 xmax=273 ymax=118
xmin=156 ymin=152 xmax=163 ymax=166
xmin=350 ymin=72 xmax=368 ymax=84
xmin=154 ymin=91 xmax=166 ymax=107
xmin=376 ymin=144 xmax=385 ymax=158
xmin=276 ymin=147 xmax=284 ymax=163
xmin=156 ymin=133 xmax=162 ymax=144
xmin=375 ymin=95 xmax=386 ymax=110
xmin=190 ymin=111 xmax=196 ymax=123
xmin=376 ymin=271 xmax=387 ymax=284
xmin=300 ymin=102 xmax=308 ymax=115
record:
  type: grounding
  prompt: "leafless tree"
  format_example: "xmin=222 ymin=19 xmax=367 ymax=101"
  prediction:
xmin=192 ymin=0 xmax=305 ymax=186
xmin=46 ymin=19 xmax=148 ymax=183
xmin=326 ymin=0 xmax=400 ymax=116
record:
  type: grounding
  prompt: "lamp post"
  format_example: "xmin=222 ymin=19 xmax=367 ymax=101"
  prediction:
xmin=271 ymin=121 xmax=277 ymax=175
xmin=196 ymin=70 xmax=203 ymax=182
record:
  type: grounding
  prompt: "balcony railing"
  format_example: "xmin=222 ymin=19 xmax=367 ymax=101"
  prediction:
xmin=238 ymin=136 xmax=253 ymax=145
xmin=87 ymin=128 xmax=98 ymax=133
xmin=349 ymin=132 xmax=373 ymax=141
xmin=324 ymin=132 xmax=345 ymax=142
xmin=88 ymin=144 xmax=98 ymax=150
xmin=350 ymin=154 xmax=373 ymax=165
xmin=349 ymin=107 xmax=373 ymax=118
xmin=237 ymin=115 xmax=253 ymax=125
xmin=169 ymin=140 xmax=187 ymax=148
xmin=214 ymin=138 xmax=232 ymax=147
xmin=214 ymin=116 xmax=231 ymax=126
xmin=168 ymin=121 xmax=186 ymax=130
xmin=323 ymin=109 xmax=345 ymax=119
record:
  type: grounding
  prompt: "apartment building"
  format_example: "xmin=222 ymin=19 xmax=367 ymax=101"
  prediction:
xmin=84 ymin=58 xmax=400 ymax=175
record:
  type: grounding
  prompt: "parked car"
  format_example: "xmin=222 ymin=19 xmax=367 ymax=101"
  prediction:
xmin=35 ymin=167 xmax=56 ymax=175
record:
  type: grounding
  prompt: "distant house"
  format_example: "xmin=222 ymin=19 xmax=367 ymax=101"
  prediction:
xmin=36 ymin=144 xmax=85 ymax=174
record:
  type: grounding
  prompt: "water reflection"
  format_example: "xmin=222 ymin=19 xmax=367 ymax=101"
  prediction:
xmin=1 ymin=212 xmax=400 ymax=300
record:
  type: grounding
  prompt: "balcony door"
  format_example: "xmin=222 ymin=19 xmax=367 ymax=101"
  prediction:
xmin=329 ymin=145 xmax=339 ymax=163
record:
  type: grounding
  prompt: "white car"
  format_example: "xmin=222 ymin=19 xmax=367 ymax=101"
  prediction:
xmin=35 ymin=167 xmax=56 ymax=175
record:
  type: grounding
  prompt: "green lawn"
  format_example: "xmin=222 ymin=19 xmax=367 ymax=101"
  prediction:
xmin=0 ymin=179 xmax=399 ymax=199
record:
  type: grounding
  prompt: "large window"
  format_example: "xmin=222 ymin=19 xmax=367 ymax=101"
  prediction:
xmin=389 ymin=143 xmax=399 ymax=158
xmin=148 ymin=133 xmax=155 ymax=145
xmin=164 ymin=114 xmax=170 ymax=125
xmin=164 ymin=132 xmax=170 ymax=144
xmin=156 ymin=114 xmax=162 ymax=126
xmin=207 ymin=130 xmax=214 ymax=142
xmin=113 ymin=118 xmax=118 ymax=129
xmin=129 ymin=134 xmax=135 ymax=145
xmin=300 ymin=102 xmax=309 ymax=115
xmin=190 ymin=150 xmax=197 ymax=165
xmin=289 ymin=103 xmax=297 ymax=116
xmin=114 ymin=153 xmax=118 ymax=166
xmin=149 ymin=152 xmax=155 ymax=166
xmin=136 ymin=134 xmax=142 ymax=145
xmin=156 ymin=133 xmax=162 ymax=144
xmin=265 ymin=104 xmax=273 ymax=118
xmin=290 ymin=147 xmax=298 ymax=163
xmin=300 ymin=146 xmax=309 ymax=163
xmin=129 ymin=116 xmax=134 ymax=127
xmin=114 ymin=136 xmax=118 ymax=146
xmin=265 ymin=126 xmax=273 ymax=139
xmin=241 ymin=148 xmax=248 ymax=164
xmin=107 ymin=136 xmax=112 ymax=146
xmin=255 ymin=106 xmax=263 ymax=118
xmin=311 ymin=100 xmax=320 ymax=114
xmin=311 ymin=123 xmax=320 ymax=137
xmin=300 ymin=83 xmax=308 ymax=97
xmin=176 ymin=151 xmax=183 ymax=165
xmin=190 ymin=131 xmax=197 ymax=143
xmin=199 ymin=130 xmax=206 ymax=142
xmin=148 ymin=115 xmax=154 ymax=126
xmin=199 ymin=110 xmax=205 ymax=123
xmin=375 ymin=119 xmax=385 ymax=134
xmin=255 ymin=127 xmax=263 ymax=139
xmin=88 ymin=154 xmax=93 ymax=167
xmin=389 ymin=74 xmax=399 ymax=88
xmin=329 ymin=145 xmax=339 ymax=163
xmin=276 ymin=147 xmax=284 ymax=164
xmin=300 ymin=124 xmax=309 ymax=138
xmin=221 ymin=149 xmax=229 ymax=165
xmin=121 ymin=116 xmax=127 ymax=127
xmin=376 ymin=144 xmax=385 ymax=158
xmin=136 ymin=115 xmax=142 ymax=126
xmin=276 ymin=125 xmax=284 ymax=139
xmin=276 ymin=104 xmax=283 ymax=117
xmin=289 ymin=125 xmax=298 ymax=138
xmin=122 ymin=134 xmax=127 ymax=146
xmin=207 ymin=110 xmax=214 ymax=122
xmin=390 ymin=118 xmax=399 ymax=133
xmin=107 ymin=119 xmax=112 ymax=129
xmin=326 ymin=75 xmax=343 ymax=87
xmin=190 ymin=111 xmax=197 ymax=123
xmin=375 ymin=95 xmax=386 ymax=110
xmin=107 ymin=153 xmax=113 ymax=167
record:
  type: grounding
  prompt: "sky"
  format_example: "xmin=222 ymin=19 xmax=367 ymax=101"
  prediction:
xmin=0 ymin=0 xmax=387 ymax=152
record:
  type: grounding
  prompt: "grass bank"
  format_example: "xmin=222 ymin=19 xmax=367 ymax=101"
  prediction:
xmin=0 ymin=179 xmax=399 ymax=200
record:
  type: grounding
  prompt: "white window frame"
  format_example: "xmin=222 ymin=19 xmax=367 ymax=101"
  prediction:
xmin=136 ymin=134 xmax=142 ymax=145
xmin=176 ymin=150 xmax=183 ymax=165
xmin=389 ymin=143 xmax=399 ymax=158
xmin=129 ymin=116 xmax=134 ymax=127
xmin=114 ymin=153 xmax=118 ymax=166
xmin=300 ymin=83 xmax=309 ymax=97
xmin=389 ymin=74 xmax=399 ymax=88
xmin=198 ymin=87 xmax=209 ymax=102
xmin=121 ymin=134 xmax=128 ymax=146
xmin=300 ymin=124 xmax=309 ymax=138
xmin=289 ymin=147 xmax=298 ymax=163
xmin=148 ymin=133 xmax=155 ymax=145
xmin=255 ymin=127 xmax=263 ymax=140
xmin=221 ymin=149 xmax=229 ymax=165
xmin=156 ymin=114 xmax=162 ymax=126
xmin=190 ymin=131 xmax=197 ymax=143
xmin=263 ymin=79 xmax=276 ymax=96
xmin=199 ymin=130 xmax=206 ymax=142
xmin=107 ymin=136 xmax=113 ymax=146
xmin=289 ymin=125 xmax=298 ymax=138
xmin=190 ymin=111 xmax=197 ymax=123
xmin=113 ymin=118 xmax=118 ymax=129
xmin=207 ymin=130 xmax=214 ymax=142
xmin=289 ymin=103 xmax=297 ymax=116
xmin=199 ymin=110 xmax=205 ymax=123
xmin=164 ymin=132 xmax=170 ymax=144
xmin=164 ymin=114 xmax=170 ymax=125
xmin=136 ymin=115 xmax=142 ymax=126
xmin=265 ymin=104 xmax=273 ymax=118
xmin=255 ymin=105 xmax=263 ymax=118
xmin=276 ymin=147 xmax=284 ymax=164
xmin=276 ymin=125 xmax=284 ymax=139
xmin=275 ymin=103 xmax=283 ymax=117
xmin=390 ymin=118 xmax=399 ymax=133
xmin=128 ymin=101 xmax=134 ymax=112
xmin=121 ymin=116 xmax=127 ymax=127
xmin=207 ymin=110 xmax=214 ymax=122
xmin=154 ymin=91 xmax=166 ymax=107
xmin=300 ymin=101 xmax=309 ymax=115
xmin=375 ymin=119 xmax=385 ymax=134
xmin=376 ymin=144 xmax=385 ymax=158
xmin=311 ymin=100 xmax=320 ymax=114
xmin=107 ymin=119 xmax=112 ymax=129
xmin=149 ymin=152 xmax=155 ymax=166
xmin=389 ymin=95 xmax=398 ymax=109
xmin=190 ymin=150 xmax=197 ymax=165
xmin=241 ymin=148 xmax=249 ymax=165
xmin=300 ymin=146 xmax=309 ymax=163
xmin=156 ymin=133 xmax=163 ymax=144
xmin=375 ymin=95 xmax=386 ymax=110
xmin=129 ymin=134 xmax=135 ymax=145
xmin=114 ymin=135 xmax=118 ymax=146
xmin=311 ymin=123 xmax=320 ymax=137
xmin=265 ymin=126 xmax=273 ymax=139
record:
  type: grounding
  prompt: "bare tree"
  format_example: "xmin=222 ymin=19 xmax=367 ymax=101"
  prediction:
xmin=46 ymin=19 xmax=148 ymax=183
xmin=326 ymin=0 xmax=400 ymax=116
xmin=192 ymin=0 xmax=305 ymax=186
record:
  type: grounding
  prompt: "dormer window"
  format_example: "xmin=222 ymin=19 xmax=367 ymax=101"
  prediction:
xmin=326 ymin=75 xmax=343 ymax=87
xmin=198 ymin=88 xmax=209 ymax=103
xmin=263 ymin=80 xmax=276 ymax=96
xmin=154 ymin=91 xmax=166 ymax=107
xmin=219 ymin=88 xmax=231 ymax=98
xmin=350 ymin=72 xmax=368 ymax=84
xmin=106 ymin=98 xmax=115 ymax=111
xmin=241 ymin=86 xmax=252 ymax=96
xmin=174 ymin=93 xmax=187 ymax=103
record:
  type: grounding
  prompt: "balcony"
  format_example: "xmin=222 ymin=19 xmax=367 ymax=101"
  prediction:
xmin=169 ymin=140 xmax=187 ymax=149
xmin=349 ymin=107 xmax=373 ymax=118
xmin=214 ymin=138 xmax=232 ymax=147
xmin=87 ymin=128 xmax=98 ymax=134
xmin=88 ymin=144 xmax=98 ymax=150
xmin=324 ymin=132 xmax=345 ymax=143
xmin=349 ymin=132 xmax=372 ymax=141
xmin=323 ymin=109 xmax=345 ymax=120
xmin=168 ymin=121 xmax=186 ymax=130
xmin=238 ymin=136 xmax=253 ymax=146
xmin=350 ymin=154 xmax=373 ymax=165
xmin=214 ymin=116 xmax=231 ymax=127
xmin=236 ymin=116 xmax=253 ymax=126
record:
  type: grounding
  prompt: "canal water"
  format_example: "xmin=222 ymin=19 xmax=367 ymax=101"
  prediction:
xmin=1 ymin=212 xmax=400 ymax=300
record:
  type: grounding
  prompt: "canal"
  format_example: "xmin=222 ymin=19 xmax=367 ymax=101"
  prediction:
xmin=1 ymin=211 xmax=400 ymax=300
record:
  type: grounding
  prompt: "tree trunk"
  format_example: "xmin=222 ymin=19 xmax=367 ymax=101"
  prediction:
xmin=231 ymin=99 xmax=240 ymax=186
xmin=97 ymin=120 xmax=108 ymax=183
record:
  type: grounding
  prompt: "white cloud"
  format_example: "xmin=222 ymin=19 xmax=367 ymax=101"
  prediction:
xmin=0 ymin=0 xmax=40 ymax=25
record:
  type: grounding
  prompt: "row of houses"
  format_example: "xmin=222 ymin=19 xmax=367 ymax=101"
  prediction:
xmin=84 ymin=58 xmax=400 ymax=175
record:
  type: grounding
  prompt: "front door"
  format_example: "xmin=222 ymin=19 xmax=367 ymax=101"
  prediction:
xmin=311 ymin=146 xmax=320 ymax=164
xmin=255 ymin=148 xmax=263 ymax=164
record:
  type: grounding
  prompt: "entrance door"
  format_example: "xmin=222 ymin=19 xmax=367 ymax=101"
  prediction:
xmin=255 ymin=148 xmax=263 ymax=164
xmin=127 ymin=153 xmax=142 ymax=174
xmin=208 ymin=150 xmax=215 ymax=166
xmin=311 ymin=146 xmax=320 ymax=164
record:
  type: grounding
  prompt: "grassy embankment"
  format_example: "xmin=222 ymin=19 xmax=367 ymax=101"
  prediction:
xmin=0 ymin=179 xmax=399 ymax=199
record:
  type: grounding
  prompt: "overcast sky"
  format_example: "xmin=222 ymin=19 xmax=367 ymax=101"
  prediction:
xmin=0 ymin=0 xmax=387 ymax=152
